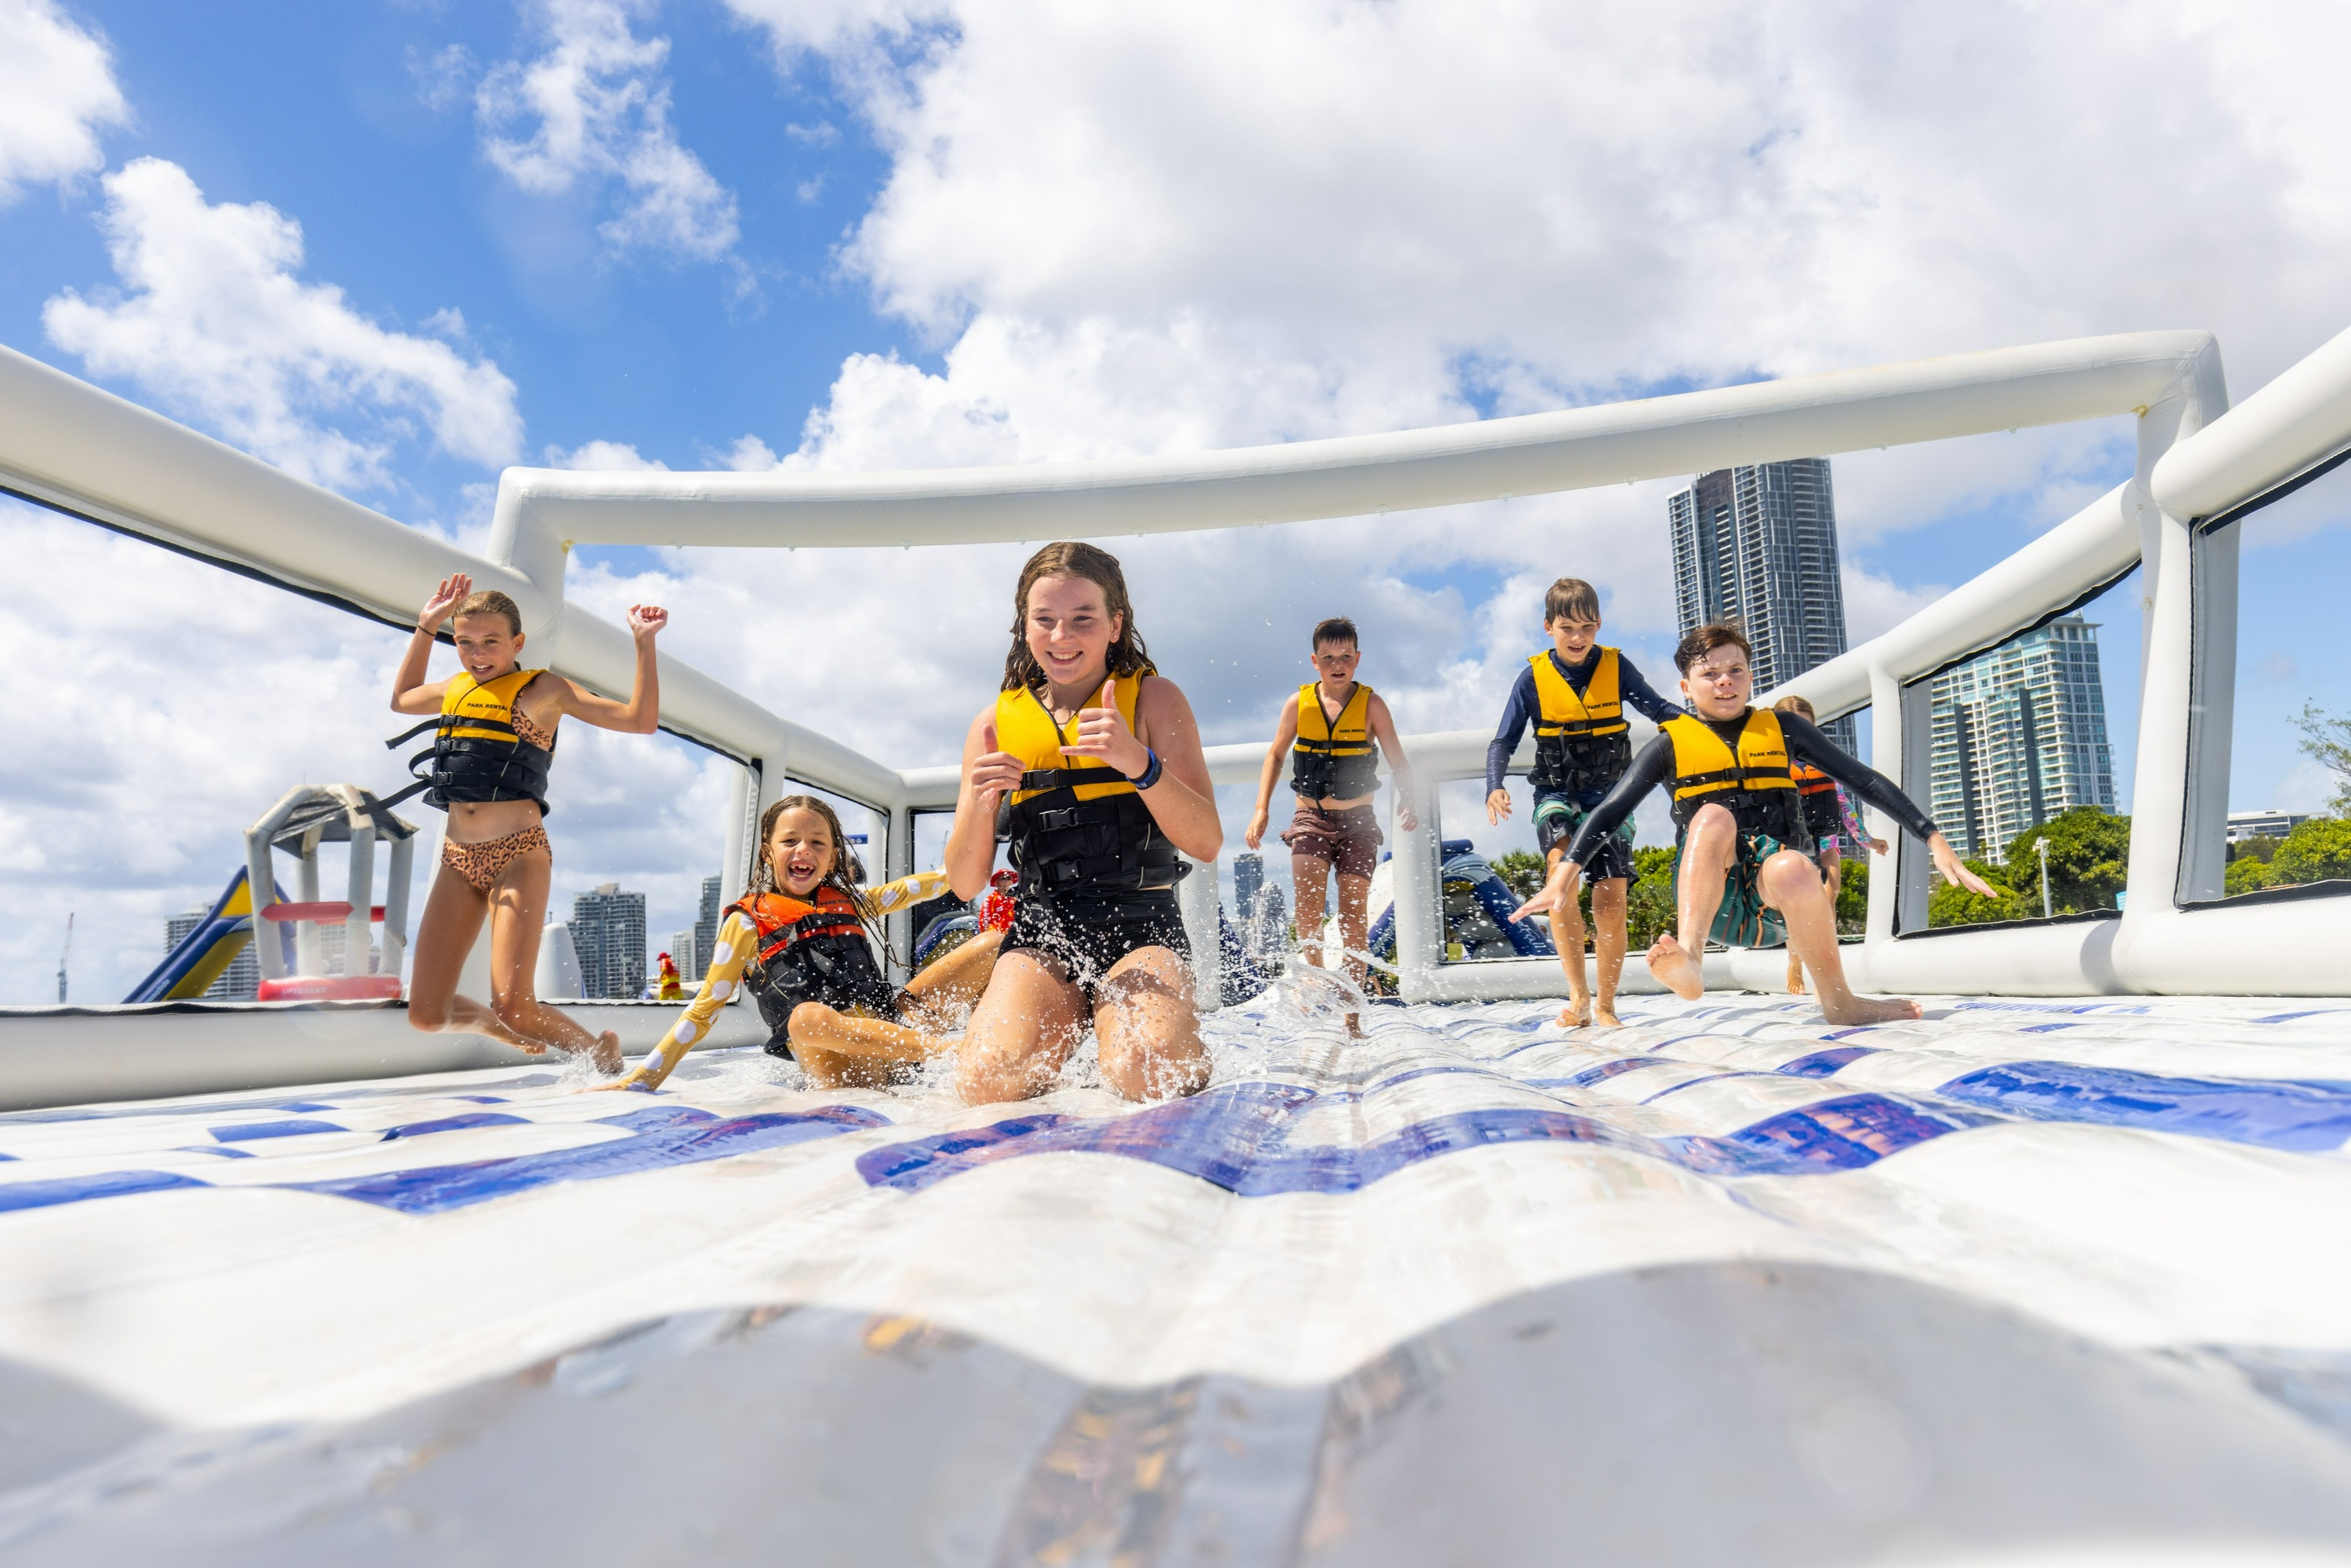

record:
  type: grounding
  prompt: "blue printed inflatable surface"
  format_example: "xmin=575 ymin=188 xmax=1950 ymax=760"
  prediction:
xmin=4 ymin=992 xmax=2351 ymax=1564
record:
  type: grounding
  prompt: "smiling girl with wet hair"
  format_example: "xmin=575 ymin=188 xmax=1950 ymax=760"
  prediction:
xmin=944 ymin=541 xmax=1223 ymax=1104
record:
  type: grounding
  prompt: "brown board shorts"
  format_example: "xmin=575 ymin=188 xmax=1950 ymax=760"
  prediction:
xmin=1283 ymin=802 xmax=1383 ymax=880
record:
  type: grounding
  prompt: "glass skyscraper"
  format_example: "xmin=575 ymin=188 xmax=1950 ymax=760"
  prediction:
xmin=1928 ymin=617 xmax=2116 ymax=862
xmin=1666 ymin=458 xmax=1853 ymax=748
xmin=571 ymin=883 xmax=648 ymax=1000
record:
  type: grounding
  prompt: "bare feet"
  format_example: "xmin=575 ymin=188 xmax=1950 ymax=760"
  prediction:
xmin=1556 ymin=998 xmax=1592 ymax=1029
xmin=1591 ymin=1006 xmax=1621 ymax=1028
xmin=1818 ymin=993 xmax=1922 ymax=1027
xmin=1787 ymin=954 xmax=1806 ymax=995
xmin=1345 ymin=1012 xmax=1365 ymax=1039
xmin=576 ymin=1030 xmax=624 ymax=1076
xmin=1646 ymin=935 xmax=1705 ymax=1001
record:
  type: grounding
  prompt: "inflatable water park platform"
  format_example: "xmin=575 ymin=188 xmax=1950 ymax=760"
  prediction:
xmin=2 ymin=991 xmax=2349 ymax=1565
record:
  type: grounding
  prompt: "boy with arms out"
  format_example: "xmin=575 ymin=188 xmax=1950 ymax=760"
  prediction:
xmin=1485 ymin=578 xmax=1683 ymax=1028
xmin=1512 ymin=623 xmax=1996 ymax=1026
xmin=1246 ymin=617 xmax=1418 ymax=1032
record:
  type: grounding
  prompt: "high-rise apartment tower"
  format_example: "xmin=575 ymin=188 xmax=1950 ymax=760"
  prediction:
xmin=571 ymin=883 xmax=648 ymax=1000
xmin=1928 ymin=616 xmax=2117 ymax=862
xmin=1666 ymin=458 xmax=1853 ymax=748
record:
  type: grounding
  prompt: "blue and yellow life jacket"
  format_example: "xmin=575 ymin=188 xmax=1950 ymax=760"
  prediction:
xmin=1291 ymin=681 xmax=1379 ymax=799
xmin=386 ymin=668 xmax=554 ymax=814
xmin=1662 ymin=708 xmax=1806 ymax=844
xmin=996 ymin=677 xmax=1186 ymax=909
xmin=1529 ymin=649 xmax=1632 ymax=791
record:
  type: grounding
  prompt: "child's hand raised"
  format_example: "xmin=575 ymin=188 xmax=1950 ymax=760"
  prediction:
xmin=1063 ymin=676 xmax=1150 ymax=779
xmin=626 ymin=604 xmax=668 ymax=640
xmin=418 ymin=572 xmax=472 ymax=630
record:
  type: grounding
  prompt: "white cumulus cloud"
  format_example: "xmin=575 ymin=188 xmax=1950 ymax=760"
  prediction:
xmin=477 ymin=0 xmax=741 ymax=263
xmin=0 ymin=0 xmax=128 ymax=204
xmin=42 ymin=158 xmax=523 ymax=491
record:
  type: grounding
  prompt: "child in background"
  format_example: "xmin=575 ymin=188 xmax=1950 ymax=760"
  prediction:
xmin=1245 ymin=616 xmax=1418 ymax=1034
xmin=1485 ymin=578 xmax=1682 ymax=1027
xmin=388 ymin=572 xmax=667 ymax=1074
xmin=1511 ymin=623 xmax=1994 ymax=1026
xmin=603 ymin=795 xmax=1002 ymax=1092
xmin=1773 ymin=693 xmax=1888 ymax=994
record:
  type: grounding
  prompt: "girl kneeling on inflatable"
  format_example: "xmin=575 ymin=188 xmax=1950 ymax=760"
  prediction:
xmin=603 ymin=795 xmax=1002 ymax=1092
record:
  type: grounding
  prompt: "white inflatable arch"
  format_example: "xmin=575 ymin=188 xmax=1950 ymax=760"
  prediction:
xmin=4 ymin=322 xmax=2348 ymax=1014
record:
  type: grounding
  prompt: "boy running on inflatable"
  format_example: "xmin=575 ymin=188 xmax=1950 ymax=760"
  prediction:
xmin=1512 ymin=623 xmax=1995 ymax=1025
xmin=1485 ymin=577 xmax=1683 ymax=1028
xmin=388 ymin=573 xmax=668 ymax=1073
xmin=603 ymin=795 xmax=1003 ymax=1092
xmin=1244 ymin=615 xmax=1418 ymax=1034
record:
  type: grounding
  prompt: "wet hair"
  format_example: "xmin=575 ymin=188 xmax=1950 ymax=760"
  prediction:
xmin=1675 ymin=621 xmax=1752 ymax=674
xmin=1311 ymin=616 xmax=1359 ymax=650
xmin=1544 ymin=578 xmax=1601 ymax=625
xmin=452 ymin=589 xmax=523 ymax=637
xmin=1773 ymin=693 xmax=1817 ymax=722
xmin=749 ymin=795 xmax=896 ymax=965
xmin=1002 ymin=542 xmax=1155 ymax=692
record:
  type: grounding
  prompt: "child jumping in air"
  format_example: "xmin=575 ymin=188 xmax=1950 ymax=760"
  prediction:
xmin=1244 ymin=616 xmax=1418 ymax=1034
xmin=387 ymin=572 xmax=667 ymax=1074
xmin=1773 ymin=693 xmax=1888 ymax=995
xmin=601 ymin=795 xmax=1004 ymax=1092
xmin=1512 ymin=622 xmax=1996 ymax=1026
xmin=1485 ymin=578 xmax=1683 ymax=1027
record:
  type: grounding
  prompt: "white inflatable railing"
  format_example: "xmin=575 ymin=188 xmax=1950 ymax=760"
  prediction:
xmin=5 ymin=320 xmax=2349 ymax=1007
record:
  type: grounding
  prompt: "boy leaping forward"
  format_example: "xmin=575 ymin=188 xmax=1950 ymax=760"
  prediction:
xmin=1485 ymin=577 xmax=1683 ymax=1028
xmin=1246 ymin=617 xmax=1418 ymax=1033
xmin=1512 ymin=622 xmax=1996 ymax=1026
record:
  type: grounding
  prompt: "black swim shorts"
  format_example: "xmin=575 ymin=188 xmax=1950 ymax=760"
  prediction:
xmin=1004 ymin=891 xmax=1192 ymax=998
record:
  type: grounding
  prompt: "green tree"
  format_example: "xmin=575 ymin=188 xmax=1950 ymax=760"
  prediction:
xmin=1489 ymin=849 xmax=1547 ymax=900
xmin=1835 ymin=857 xmax=1870 ymax=935
xmin=2295 ymin=704 xmax=2351 ymax=815
xmin=1624 ymin=846 xmax=1679 ymax=950
xmin=2225 ymin=853 xmax=2275 ymax=897
xmin=1929 ymin=858 xmax=2034 ymax=925
xmin=2005 ymin=807 xmax=2132 ymax=914
xmin=2269 ymin=817 xmax=2351 ymax=888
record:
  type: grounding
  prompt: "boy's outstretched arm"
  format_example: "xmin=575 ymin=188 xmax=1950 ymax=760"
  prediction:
xmin=1616 ymin=655 xmax=1687 ymax=722
xmin=1244 ymin=694 xmax=1302 ymax=849
xmin=1365 ymin=692 xmax=1418 ymax=832
xmin=1511 ymin=736 xmax=1672 ymax=921
xmin=1781 ymin=715 xmax=1996 ymax=897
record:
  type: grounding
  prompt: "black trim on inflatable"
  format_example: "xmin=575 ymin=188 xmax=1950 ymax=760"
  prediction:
xmin=1893 ymin=907 xmax=2120 ymax=941
xmin=2181 ymin=878 xmax=2351 ymax=911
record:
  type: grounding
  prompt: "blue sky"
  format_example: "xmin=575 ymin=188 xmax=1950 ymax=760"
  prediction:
xmin=3 ymin=0 xmax=2348 ymax=1001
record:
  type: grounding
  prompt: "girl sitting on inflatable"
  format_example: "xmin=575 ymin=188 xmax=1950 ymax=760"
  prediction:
xmin=947 ymin=541 xmax=1223 ymax=1104
xmin=603 ymin=795 xmax=1004 ymax=1092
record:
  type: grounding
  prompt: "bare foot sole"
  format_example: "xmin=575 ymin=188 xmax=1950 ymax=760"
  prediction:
xmin=1819 ymin=994 xmax=1922 ymax=1027
xmin=1646 ymin=936 xmax=1705 ymax=1001
xmin=579 ymin=1030 xmax=625 ymax=1076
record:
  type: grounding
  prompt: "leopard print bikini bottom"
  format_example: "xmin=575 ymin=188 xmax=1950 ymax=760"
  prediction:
xmin=441 ymin=824 xmax=550 ymax=893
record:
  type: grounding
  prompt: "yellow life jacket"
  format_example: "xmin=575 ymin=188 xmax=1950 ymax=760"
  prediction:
xmin=1528 ymin=648 xmax=1632 ymax=791
xmin=1291 ymin=681 xmax=1379 ymax=798
xmin=995 ymin=678 xmax=1186 ymax=904
xmin=1662 ymin=708 xmax=1806 ymax=842
xmin=385 ymin=668 xmax=554 ymax=813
